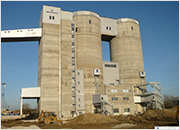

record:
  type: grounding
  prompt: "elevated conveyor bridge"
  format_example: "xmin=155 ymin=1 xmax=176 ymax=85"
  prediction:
xmin=1 ymin=28 xmax=42 ymax=42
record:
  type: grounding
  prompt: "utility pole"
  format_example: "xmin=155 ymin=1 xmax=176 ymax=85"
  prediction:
xmin=1 ymin=83 xmax=6 ymax=109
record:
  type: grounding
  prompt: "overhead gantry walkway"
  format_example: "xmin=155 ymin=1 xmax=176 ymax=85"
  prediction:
xmin=1 ymin=28 xmax=42 ymax=42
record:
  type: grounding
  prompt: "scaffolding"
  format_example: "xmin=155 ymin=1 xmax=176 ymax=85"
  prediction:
xmin=134 ymin=81 xmax=164 ymax=110
xmin=92 ymin=95 xmax=114 ymax=116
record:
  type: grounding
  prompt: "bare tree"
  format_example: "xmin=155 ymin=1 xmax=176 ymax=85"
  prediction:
xmin=23 ymin=103 xmax=31 ymax=109
xmin=22 ymin=103 xmax=31 ymax=114
xmin=164 ymin=94 xmax=179 ymax=109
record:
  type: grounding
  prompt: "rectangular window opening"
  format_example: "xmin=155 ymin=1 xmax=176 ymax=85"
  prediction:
xmin=111 ymin=89 xmax=117 ymax=93
xmin=112 ymin=97 xmax=118 ymax=101
xmin=123 ymin=97 xmax=129 ymax=100
xmin=124 ymin=108 xmax=130 ymax=112
xmin=114 ymin=109 xmax=119 ymax=113
xmin=72 ymin=42 xmax=74 ymax=46
xmin=122 ymin=89 xmax=128 ymax=93
xmin=105 ymin=64 xmax=117 ymax=68
xmin=71 ymin=23 xmax=74 ymax=27
xmin=76 ymin=27 xmax=78 ymax=32
xmin=72 ymin=34 xmax=74 ymax=38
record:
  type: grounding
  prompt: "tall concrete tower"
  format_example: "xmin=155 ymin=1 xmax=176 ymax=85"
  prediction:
xmin=110 ymin=18 xmax=145 ymax=86
xmin=38 ymin=6 xmax=61 ymax=117
xmin=73 ymin=11 xmax=103 ymax=113
xmin=36 ymin=6 xmax=146 ymax=118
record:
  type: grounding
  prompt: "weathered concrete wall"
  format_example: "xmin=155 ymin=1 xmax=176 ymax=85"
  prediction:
xmin=61 ymin=19 xmax=74 ymax=118
xmin=99 ymin=85 xmax=135 ymax=115
xmin=73 ymin=13 xmax=103 ymax=113
xmin=38 ymin=23 xmax=60 ymax=117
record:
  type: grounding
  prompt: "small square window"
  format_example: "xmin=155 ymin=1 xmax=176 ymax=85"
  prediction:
xmin=124 ymin=108 xmax=130 ymax=112
xmin=78 ymin=72 xmax=80 ymax=75
xmin=78 ymin=81 xmax=80 ymax=85
xmin=71 ymin=23 xmax=74 ymax=27
xmin=78 ymin=90 xmax=80 ymax=94
xmin=76 ymin=28 xmax=78 ymax=32
xmin=72 ymin=42 xmax=74 ymax=46
xmin=89 ymin=20 xmax=91 ymax=24
xmin=114 ymin=109 xmax=119 ymax=113
xmin=72 ymin=34 xmax=74 ymax=38
xmin=131 ymin=26 xmax=133 ymax=30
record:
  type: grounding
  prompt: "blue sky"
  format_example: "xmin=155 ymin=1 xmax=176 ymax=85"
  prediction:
xmin=1 ymin=1 xmax=179 ymax=110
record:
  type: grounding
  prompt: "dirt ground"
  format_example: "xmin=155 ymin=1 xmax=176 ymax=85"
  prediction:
xmin=1 ymin=107 xmax=179 ymax=129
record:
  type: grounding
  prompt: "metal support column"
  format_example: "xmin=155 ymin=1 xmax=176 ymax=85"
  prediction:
xmin=20 ymin=97 xmax=23 ymax=116
xmin=95 ymin=76 xmax=97 ymax=94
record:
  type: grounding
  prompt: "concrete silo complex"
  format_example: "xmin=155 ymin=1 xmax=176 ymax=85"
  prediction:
xmin=1 ymin=5 xmax=164 ymax=119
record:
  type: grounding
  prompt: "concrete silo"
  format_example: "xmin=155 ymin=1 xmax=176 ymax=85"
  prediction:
xmin=73 ymin=11 xmax=103 ymax=113
xmin=110 ymin=18 xmax=145 ymax=86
